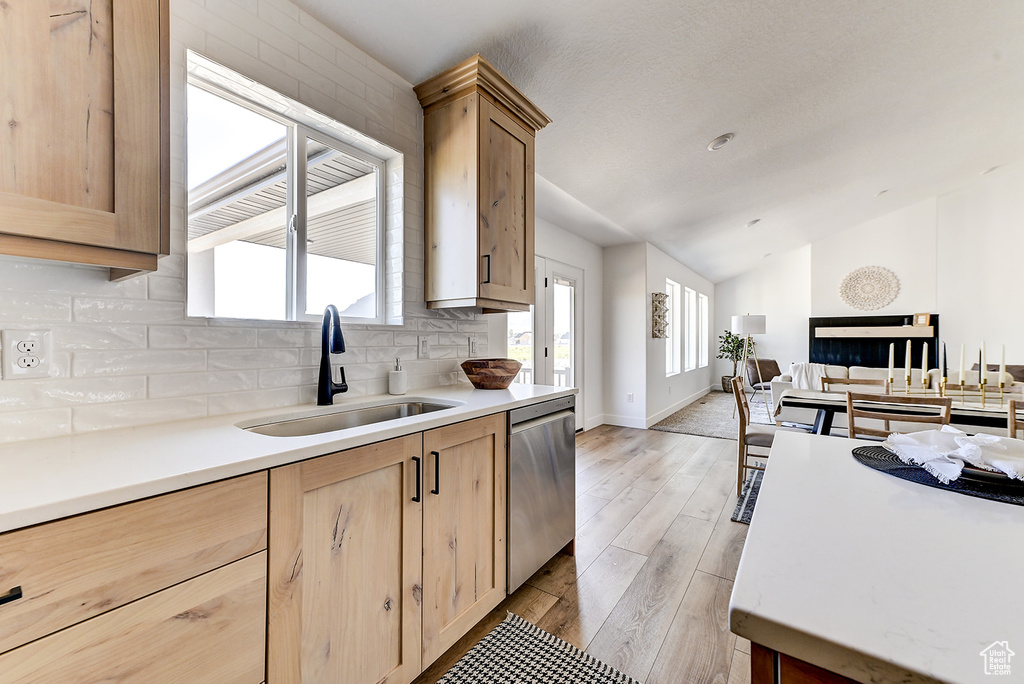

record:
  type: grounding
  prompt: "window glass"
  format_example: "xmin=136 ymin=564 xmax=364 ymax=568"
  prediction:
xmin=698 ymin=293 xmax=709 ymax=368
xmin=684 ymin=287 xmax=697 ymax=371
xmin=665 ymin=279 xmax=681 ymax=376
xmin=185 ymin=56 xmax=386 ymax=323
xmin=508 ymin=309 xmax=534 ymax=384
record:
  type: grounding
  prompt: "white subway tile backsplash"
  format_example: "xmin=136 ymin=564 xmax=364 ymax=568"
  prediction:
xmin=73 ymin=350 xmax=207 ymax=377
xmin=72 ymin=397 xmax=208 ymax=433
xmin=0 ymin=377 xmax=147 ymax=411
xmin=208 ymin=348 xmax=300 ymax=370
xmin=0 ymin=0 xmax=494 ymax=443
xmin=149 ymin=370 xmax=257 ymax=398
xmin=150 ymin=326 xmax=258 ymax=349
xmin=0 ymin=409 xmax=72 ymax=444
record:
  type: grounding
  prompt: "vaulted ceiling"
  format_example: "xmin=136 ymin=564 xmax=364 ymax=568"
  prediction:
xmin=293 ymin=0 xmax=1024 ymax=282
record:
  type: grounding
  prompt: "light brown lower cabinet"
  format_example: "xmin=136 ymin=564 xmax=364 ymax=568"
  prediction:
xmin=421 ymin=412 xmax=507 ymax=665
xmin=268 ymin=413 xmax=508 ymax=683
xmin=0 ymin=553 xmax=267 ymax=683
xmin=751 ymin=642 xmax=859 ymax=684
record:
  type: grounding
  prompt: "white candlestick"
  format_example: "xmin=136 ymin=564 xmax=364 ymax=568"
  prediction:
xmin=905 ymin=340 xmax=911 ymax=381
xmin=888 ymin=343 xmax=895 ymax=382
xmin=940 ymin=344 xmax=945 ymax=380
xmin=959 ymin=344 xmax=965 ymax=383
xmin=921 ymin=342 xmax=928 ymax=383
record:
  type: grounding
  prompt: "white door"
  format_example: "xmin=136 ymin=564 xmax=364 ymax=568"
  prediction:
xmin=508 ymin=256 xmax=584 ymax=430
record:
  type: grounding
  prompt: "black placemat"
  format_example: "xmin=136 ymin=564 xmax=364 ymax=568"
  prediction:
xmin=852 ymin=445 xmax=1024 ymax=507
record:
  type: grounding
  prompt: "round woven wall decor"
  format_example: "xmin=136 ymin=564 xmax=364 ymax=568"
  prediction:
xmin=838 ymin=266 xmax=900 ymax=310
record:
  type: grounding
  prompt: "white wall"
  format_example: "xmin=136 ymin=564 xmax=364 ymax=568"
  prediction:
xmin=645 ymin=244 xmax=715 ymax=425
xmin=602 ymin=243 xmax=648 ymax=428
xmin=714 ymin=160 xmax=1024 ymax=373
xmin=937 ymin=162 xmax=1024 ymax=361
xmin=0 ymin=0 xmax=489 ymax=444
xmin=713 ymin=246 xmax=812 ymax=382
xmin=812 ymin=199 xmax=937 ymax=316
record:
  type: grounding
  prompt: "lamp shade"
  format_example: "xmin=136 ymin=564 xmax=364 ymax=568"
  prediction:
xmin=731 ymin=314 xmax=766 ymax=335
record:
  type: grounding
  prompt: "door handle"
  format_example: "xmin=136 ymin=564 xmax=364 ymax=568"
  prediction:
xmin=430 ymin=450 xmax=440 ymax=495
xmin=482 ymin=254 xmax=491 ymax=284
xmin=0 ymin=586 xmax=22 ymax=607
xmin=412 ymin=455 xmax=421 ymax=503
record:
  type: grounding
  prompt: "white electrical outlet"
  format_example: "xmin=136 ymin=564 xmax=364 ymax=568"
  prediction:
xmin=418 ymin=336 xmax=430 ymax=359
xmin=2 ymin=330 xmax=52 ymax=379
xmin=626 ymin=392 xmax=634 ymax=403
xmin=469 ymin=336 xmax=478 ymax=356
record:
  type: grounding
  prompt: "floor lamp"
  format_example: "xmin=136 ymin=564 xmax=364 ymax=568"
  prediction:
xmin=731 ymin=314 xmax=769 ymax=417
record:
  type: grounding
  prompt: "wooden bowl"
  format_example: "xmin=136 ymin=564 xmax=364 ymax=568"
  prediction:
xmin=461 ymin=358 xmax=523 ymax=390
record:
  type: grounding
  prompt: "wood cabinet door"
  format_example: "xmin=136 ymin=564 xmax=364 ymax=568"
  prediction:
xmin=268 ymin=435 xmax=424 ymax=684
xmin=421 ymin=413 xmax=507 ymax=665
xmin=478 ymin=98 xmax=535 ymax=306
xmin=0 ymin=0 xmax=167 ymax=271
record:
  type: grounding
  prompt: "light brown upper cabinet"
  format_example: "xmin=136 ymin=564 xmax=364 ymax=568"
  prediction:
xmin=0 ymin=0 xmax=169 ymax=278
xmin=415 ymin=55 xmax=550 ymax=312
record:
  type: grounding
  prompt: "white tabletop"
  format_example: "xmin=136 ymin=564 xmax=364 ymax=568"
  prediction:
xmin=730 ymin=430 xmax=1024 ymax=684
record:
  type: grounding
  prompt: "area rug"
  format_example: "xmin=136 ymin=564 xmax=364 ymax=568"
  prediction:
xmin=650 ymin=390 xmax=771 ymax=440
xmin=438 ymin=613 xmax=640 ymax=684
xmin=731 ymin=469 xmax=763 ymax=524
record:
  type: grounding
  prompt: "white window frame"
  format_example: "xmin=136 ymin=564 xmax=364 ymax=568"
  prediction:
xmin=698 ymin=293 xmax=709 ymax=368
xmin=665 ymin=279 xmax=681 ymax=376
xmin=684 ymin=287 xmax=698 ymax=372
xmin=185 ymin=51 xmax=395 ymax=325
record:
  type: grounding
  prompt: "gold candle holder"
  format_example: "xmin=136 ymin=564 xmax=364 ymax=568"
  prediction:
xmin=981 ymin=379 xmax=987 ymax=409
xmin=1000 ymin=381 xmax=1006 ymax=408
xmin=940 ymin=378 xmax=947 ymax=398
xmin=905 ymin=375 xmax=911 ymax=396
xmin=960 ymin=380 xmax=966 ymax=406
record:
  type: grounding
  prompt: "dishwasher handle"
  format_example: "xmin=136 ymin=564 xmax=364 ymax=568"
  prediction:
xmin=510 ymin=409 xmax=575 ymax=435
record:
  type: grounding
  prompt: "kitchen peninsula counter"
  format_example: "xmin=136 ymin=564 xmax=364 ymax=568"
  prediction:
xmin=730 ymin=431 xmax=1023 ymax=683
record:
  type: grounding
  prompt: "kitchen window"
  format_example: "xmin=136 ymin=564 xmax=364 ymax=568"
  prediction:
xmin=185 ymin=52 xmax=395 ymax=323
xmin=684 ymin=287 xmax=698 ymax=371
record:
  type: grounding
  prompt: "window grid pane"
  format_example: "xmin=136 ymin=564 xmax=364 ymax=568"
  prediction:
xmin=684 ymin=287 xmax=697 ymax=371
xmin=698 ymin=293 xmax=709 ymax=368
xmin=666 ymin=279 xmax=681 ymax=376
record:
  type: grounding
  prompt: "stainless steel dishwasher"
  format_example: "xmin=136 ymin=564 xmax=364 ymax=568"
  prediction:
xmin=507 ymin=395 xmax=576 ymax=594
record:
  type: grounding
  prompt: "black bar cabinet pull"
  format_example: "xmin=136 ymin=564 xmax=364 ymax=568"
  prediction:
xmin=0 ymin=586 xmax=22 ymax=607
xmin=431 ymin=450 xmax=440 ymax=495
xmin=482 ymin=254 xmax=491 ymax=284
xmin=411 ymin=455 xmax=421 ymax=502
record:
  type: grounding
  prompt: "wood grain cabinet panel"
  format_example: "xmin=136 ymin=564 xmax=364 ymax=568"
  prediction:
xmin=0 ymin=0 xmax=169 ymax=275
xmin=421 ymin=413 xmax=507 ymax=665
xmin=268 ymin=435 xmax=424 ymax=684
xmin=0 ymin=552 xmax=267 ymax=684
xmin=0 ymin=472 xmax=268 ymax=655
xmin=415 ymin=55 xmax=549 ymax=312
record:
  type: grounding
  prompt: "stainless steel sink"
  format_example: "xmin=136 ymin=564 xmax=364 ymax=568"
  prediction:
xmin=242 ymin=401 xmax=457 ymax=437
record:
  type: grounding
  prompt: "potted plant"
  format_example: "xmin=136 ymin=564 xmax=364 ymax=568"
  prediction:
xmin=717 ymin=330 xmax=750 ymax=392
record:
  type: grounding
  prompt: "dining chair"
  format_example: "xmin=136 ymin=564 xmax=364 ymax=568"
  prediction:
xmin=845 ymin=392 xmax=952 ymax=440
xmin=821 ymin=377 xmax=890 ymax=394
xmin=1009 ymin=399 xmax=1023 ymax=439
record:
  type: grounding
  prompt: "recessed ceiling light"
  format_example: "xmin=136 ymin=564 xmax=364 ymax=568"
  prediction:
xmin=761 ymin=252 xmax=772 ymax=259
xmin=707 ymin=133 xmax=734 ymax=151
xmin=875 ymin=189 xmax=888 ymax=197
xmin=745 ymin=219 xmax=761 ymax=228
xmin=982 ymin=166 xmax=1001 ymax=175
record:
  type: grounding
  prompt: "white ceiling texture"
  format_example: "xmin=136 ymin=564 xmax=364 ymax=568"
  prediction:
xmin=293 ymin=0 xmax=1024 ymax=283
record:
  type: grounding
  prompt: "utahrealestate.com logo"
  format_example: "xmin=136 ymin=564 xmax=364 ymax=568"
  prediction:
xmin=981 ymin=641 xmax=1014 ymax=676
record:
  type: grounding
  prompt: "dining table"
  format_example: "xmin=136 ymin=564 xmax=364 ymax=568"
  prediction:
xmin=776 ymin=388 xmax=1015 ymax=435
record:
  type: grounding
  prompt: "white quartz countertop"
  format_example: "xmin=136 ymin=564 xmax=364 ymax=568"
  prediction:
xmin=0 ymin=383 xmax=575 ymax=534
xmin=730 ymin=430 xmax=1024 ymax=684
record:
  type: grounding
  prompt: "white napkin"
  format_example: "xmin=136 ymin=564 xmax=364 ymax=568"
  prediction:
xmin=883 ymin=425 xmax=1024 ymax=484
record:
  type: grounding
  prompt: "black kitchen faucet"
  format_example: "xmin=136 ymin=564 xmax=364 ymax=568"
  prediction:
xmin=317 ymin=304 xmax=348 ymax=405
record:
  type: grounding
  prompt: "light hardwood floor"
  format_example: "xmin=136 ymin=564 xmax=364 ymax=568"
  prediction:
xmin=413 ymin=425 xmax=751 ymax=684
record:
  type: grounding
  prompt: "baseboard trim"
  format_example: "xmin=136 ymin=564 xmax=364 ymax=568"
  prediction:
xmin=645 ymin=386 xmax=712 ymax=428
xmin=583 ymin=414 xmax=605 ymax=432
xmin=603 ymin=414 xmax=646 ymax=429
